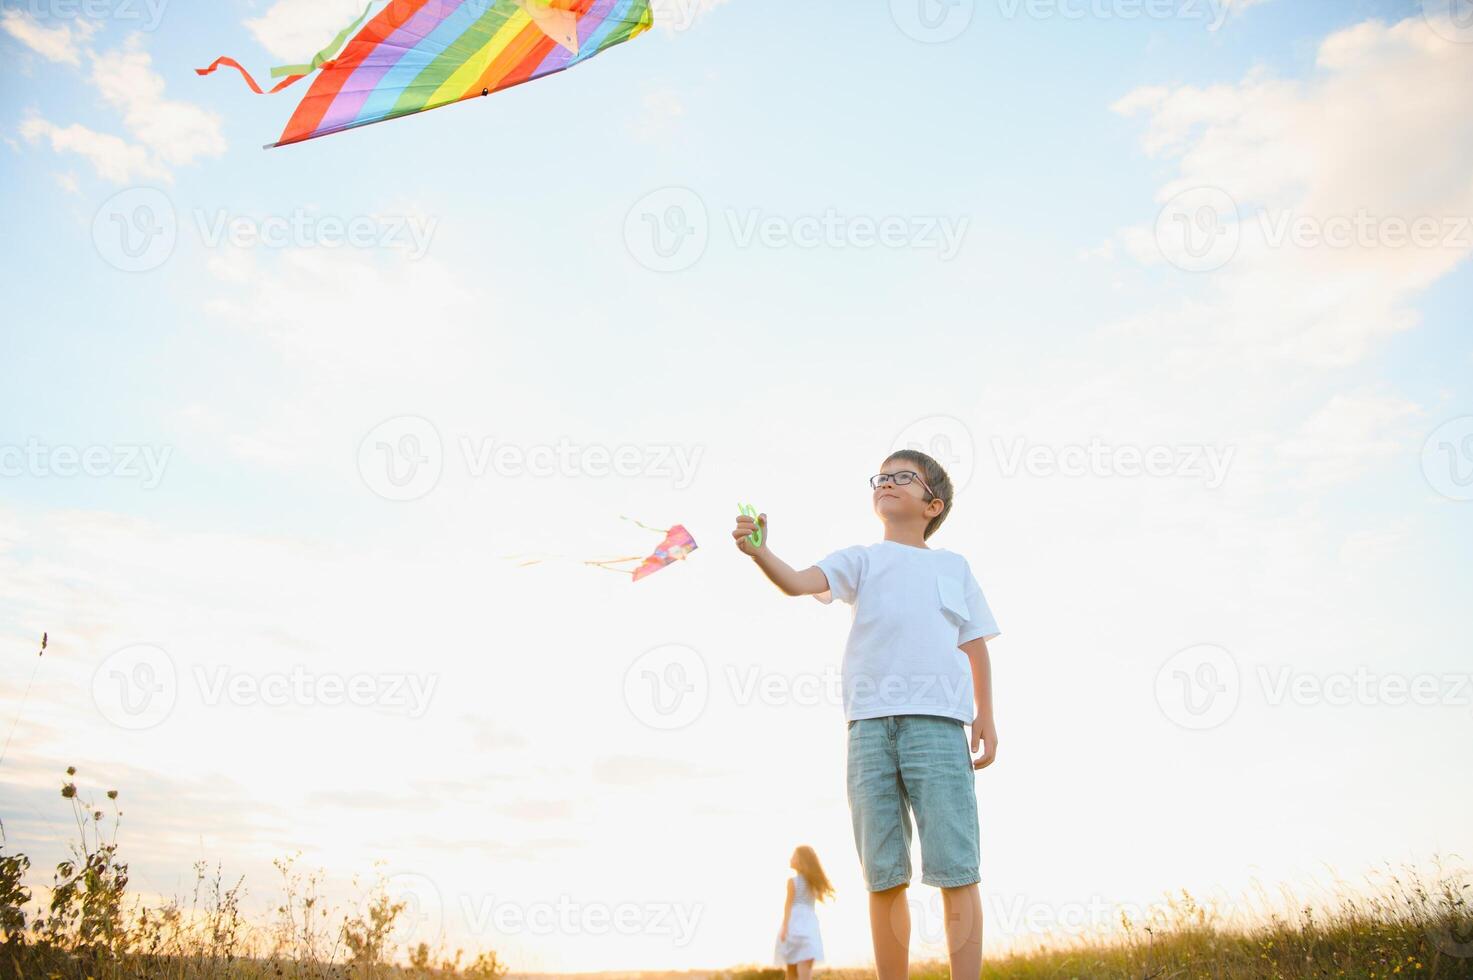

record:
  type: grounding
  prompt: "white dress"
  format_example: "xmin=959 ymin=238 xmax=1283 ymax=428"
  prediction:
xmin=773 ymin=874 xmax=824 ymax=965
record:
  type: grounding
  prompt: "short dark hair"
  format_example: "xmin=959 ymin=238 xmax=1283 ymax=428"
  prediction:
xmin=884 ymin=449 xmax=954 ymax=539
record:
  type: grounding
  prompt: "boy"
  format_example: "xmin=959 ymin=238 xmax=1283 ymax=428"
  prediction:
xmin=733 ymin=450 xmax=999 ymax=979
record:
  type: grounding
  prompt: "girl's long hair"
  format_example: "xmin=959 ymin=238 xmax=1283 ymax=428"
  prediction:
xmin=793 ymin=845 xmax=834 ymax=902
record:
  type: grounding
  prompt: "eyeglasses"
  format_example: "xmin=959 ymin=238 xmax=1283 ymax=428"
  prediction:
xmin=870 ymin=470 xmax=934 ymax=496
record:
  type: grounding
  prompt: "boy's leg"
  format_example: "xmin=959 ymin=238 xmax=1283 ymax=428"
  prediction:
xmin=941 ymin=882 xmax=983 ymax=979
xmin=847 ymin=717 xmax=915 ymax=979
xmin=895 ymin=716 xmax=984 ymax=975
xmin=868 ymin=884 xmax=910 ymax=980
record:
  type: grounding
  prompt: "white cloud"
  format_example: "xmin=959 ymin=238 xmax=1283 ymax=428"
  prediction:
xmin=15 ymin=33 xmax=225 ymax=183
xmin=193 ymin=241 xmax=480 ymax=468
xmin=1110 ymin=16 xmax=1473 ymax=368
xmin=629 ymin=85 xmax=686 ymax=141
xmin=19 ymin=117 xmax=169 ymax=183
xmin=244 ymin=0 xmax=368 ymax=63
xmin=1276 ymin=390 xmax=1424 ymax=490
xmin=0 ymin=9 xmax=95 ymax=66
xmin=91 ymin=39 xmax=227 ymax=168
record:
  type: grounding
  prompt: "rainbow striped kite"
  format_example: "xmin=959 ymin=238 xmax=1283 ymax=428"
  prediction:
xmin=199 ymin=0 xmax=653 ymax=148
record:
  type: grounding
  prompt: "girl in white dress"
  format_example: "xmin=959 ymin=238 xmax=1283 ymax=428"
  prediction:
xmin=773 ymin=845 xmax=833 ymax=978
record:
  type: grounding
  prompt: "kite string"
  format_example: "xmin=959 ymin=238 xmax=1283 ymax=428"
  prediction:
xmin=582 ymin=556 xmax=645 ymax=574
xmin=0 ymin=637 xmax=45 ymax=770
xmin=504 ymin=518 xmax=669 ymax=568
xmin=505 ymin=553 xmax=643 ymax=571
xmin=618 ymin=516 xmax=670 ymax=534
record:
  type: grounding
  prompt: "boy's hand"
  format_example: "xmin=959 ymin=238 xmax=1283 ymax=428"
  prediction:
xmin=970 ymin=721 xmax=997 ymax=770
xmin=732 ymin=511 xmax=768 ymax=557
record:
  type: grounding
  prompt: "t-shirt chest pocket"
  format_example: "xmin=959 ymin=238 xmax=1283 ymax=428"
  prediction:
xmin=936 ymin=575 xmax=970 ymax=626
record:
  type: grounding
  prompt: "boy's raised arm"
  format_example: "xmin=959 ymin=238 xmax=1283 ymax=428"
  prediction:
xmin=732 ymin=512 xmax=830 ymax=596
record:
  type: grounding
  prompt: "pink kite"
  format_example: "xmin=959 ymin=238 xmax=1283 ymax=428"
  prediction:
xmin=628 ymin=524 xmax=697 ymax=582
xmin=509 ymin=519 xmax=697 ymax=583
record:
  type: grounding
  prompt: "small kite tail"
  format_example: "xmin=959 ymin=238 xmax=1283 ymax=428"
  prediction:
xmin=196 ymin=57 xmax=307 ymax=95
xmin=618 ymin=516 xmax=670 ymax=534
xmin=195 ymin=2 xmax=376 ymax=95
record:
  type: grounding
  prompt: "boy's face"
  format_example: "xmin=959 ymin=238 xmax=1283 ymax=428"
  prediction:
xmin=872 ymin=457 xmax=942 ymax=526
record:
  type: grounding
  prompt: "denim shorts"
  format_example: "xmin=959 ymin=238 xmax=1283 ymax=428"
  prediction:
xmin=846 ymin=714 xmax=980 ymax=891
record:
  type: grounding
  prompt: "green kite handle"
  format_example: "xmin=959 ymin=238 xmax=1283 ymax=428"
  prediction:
xmin=738 ymin=503 xmax=763 ymax=549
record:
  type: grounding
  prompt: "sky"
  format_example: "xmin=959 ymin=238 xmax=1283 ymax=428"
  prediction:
xmin=2 ymin=0 xmax=1472 ymax=971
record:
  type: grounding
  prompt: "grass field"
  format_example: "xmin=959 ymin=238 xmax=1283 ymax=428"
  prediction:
xmin=3 ymin=769 xmax=1470 ymax=979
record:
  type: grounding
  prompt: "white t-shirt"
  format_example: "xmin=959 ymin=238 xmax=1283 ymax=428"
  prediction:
xmin=815 ymin=541 xmax=999 ymax=724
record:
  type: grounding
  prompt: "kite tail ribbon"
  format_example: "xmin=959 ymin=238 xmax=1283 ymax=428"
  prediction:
xmin=196 ymin=2 xmax=376 ymax=94
xmin=195 ymin=57 xmax=307 ymax=94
